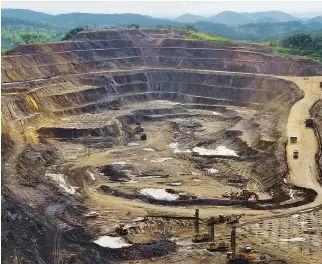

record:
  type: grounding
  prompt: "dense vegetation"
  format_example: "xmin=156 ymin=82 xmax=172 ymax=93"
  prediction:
xmin=61 ymin=26 xmax=87 ymax=40
xmin=271 ymin=33 xmax=322 ymax=62
xmin=2 ymin=8 xmax=322 ymax=55
xmin=1 ymin=17 xmax=67 ymax=52
xmin=185 ymin=32 xmax=234 ymax=45
xmin=195 ymin=21 xmax=322 ymax=42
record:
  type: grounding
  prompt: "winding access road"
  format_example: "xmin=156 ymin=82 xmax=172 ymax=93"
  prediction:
xmin=285 ymin=76 xmax=322 ymax=205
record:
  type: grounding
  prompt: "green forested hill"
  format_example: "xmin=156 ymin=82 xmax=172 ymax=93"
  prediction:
xmin=195 ymin=21 xmax=322 ymax=41
xmin=1 ymin=17 xmax=68 ymax=52
xmin=2 ymin=8 xmax=322 ymax=53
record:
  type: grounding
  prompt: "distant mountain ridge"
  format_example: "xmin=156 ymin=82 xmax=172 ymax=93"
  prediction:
xmin=1 ymin=8 xmax=322 ymax=50
xmin=1 ymin=8 xmax=182 ymax=28
xmin=174 ymin=10 xmax=321 ymax=25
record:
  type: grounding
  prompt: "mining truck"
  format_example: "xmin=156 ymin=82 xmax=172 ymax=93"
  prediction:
xmin=230 ymin=190 xmax=259 ymax=201
xmin=293 ymin=150 xmax=299 ymax=159
xmin=290 ymin=136 xmax=297 ymax=143
xmin=192 ymin=209 xmax=210 ymax=242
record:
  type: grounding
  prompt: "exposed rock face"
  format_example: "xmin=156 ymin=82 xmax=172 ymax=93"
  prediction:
xmin=2 ymin=29 xmax=322 ymax=84
xmin=1 ymin=29 xmax=319 ymax=263
xmin=310 ymin=99 xmax=322 ymax=177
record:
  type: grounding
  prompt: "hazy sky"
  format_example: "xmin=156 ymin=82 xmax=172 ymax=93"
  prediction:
xmin=1 ymin=1 xmax=322 ymax=18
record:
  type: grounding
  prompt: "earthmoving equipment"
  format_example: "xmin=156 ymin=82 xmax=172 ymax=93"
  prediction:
xmin=293 ymin=150 xmax=299 ymax=159
xmin=243 ymin=245 xmax=252 ymax=253
xmin=226 ymin=215 xmax=242 ymax=224
xmin=320 ymin=82 xmax=322 ymax=88
xmin=305 ymin=118 xmax=315 ymax=128
xmin=219 ymin=214 xmax=226 ymax=223
xmin=135 ymin=126 xmax=144 ymax=133
xmin=192 ymin=209 xmax=210 ymax=242
xmin=116 ymin=224 xmax=129 ymax=235
xmin=290 ymin=136 xmax=297 ymax=143
xmin=304 ymin=227 xmax=316 ymax=234
xmin=230 ymin=190 xmax=259 ymax=201
xmin=206 ymin=217 xmax=231 ymax=252
xmin=226 ymin=225 xmax=256 ymax=263
xmin=140 ymin=133 xmax=147 ymax=141
xmin=223 ymin=191 xmax=231 ymax=198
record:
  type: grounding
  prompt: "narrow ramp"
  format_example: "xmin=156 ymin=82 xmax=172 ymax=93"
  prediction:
xmin=285 ymin=77 xmax=322 ymax=201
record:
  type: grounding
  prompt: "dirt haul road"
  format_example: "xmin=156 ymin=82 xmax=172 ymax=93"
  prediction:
xmin=285 ymin=76 xmax=322 ymax=203
xmin=84 ymin=74 xmax=322 ymax=223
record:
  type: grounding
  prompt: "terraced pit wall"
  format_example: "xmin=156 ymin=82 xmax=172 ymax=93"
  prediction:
xmin=2 ymin=29 xmax=308 ymax=199
xmin=2 ymin=29 xmax=322 ymax=84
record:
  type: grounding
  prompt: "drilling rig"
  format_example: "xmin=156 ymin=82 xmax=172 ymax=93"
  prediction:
xmin=191 ymin=209 xmax=210 ymax=242
xmin=226 ymin=225 xmax=256 ymax=263
xmin=206 ymin=217 xmax=230 ymax=251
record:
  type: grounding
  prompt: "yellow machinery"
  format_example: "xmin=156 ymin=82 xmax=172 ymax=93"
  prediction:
xmin=206 ymin=217 xmax=231 ymax=251
xmin=192 ymin=209 xmax=210 ymax=242
xmin=290 ymin=136 xmax=298 ymax=143
xmin=226 ymin=225 xmax=256 ymax=263
xmin=230 ymin=190 xmax=259 ymax=201
xmin=226 ymin=215 xmax=242 ymax=224
xmin=226 ymin=252 xmax=256 ymax=263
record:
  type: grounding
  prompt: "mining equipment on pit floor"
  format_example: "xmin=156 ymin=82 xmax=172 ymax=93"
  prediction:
xmin=206 ymin=217 xmax=231 ymax=252
xmin=116 ymin=224 xmax=129 ymax=235
xmin=290 ymin=136 xmax=298 ymax=143
xmin=293 ymin=150 xmax=299 ymax=159
xmin=226 ymin=225 xmax=256 ymax=264
xmin=229 ymin=190 xmax=259 ymax=201
xmin=140 ymin=133 xmax=147 ymax=141
xmin=192 ymin=209 xmax=210 ymax=242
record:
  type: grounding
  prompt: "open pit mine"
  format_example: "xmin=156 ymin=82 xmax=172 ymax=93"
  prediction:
xmin=1 ymin=29 xmax=322 ymax=264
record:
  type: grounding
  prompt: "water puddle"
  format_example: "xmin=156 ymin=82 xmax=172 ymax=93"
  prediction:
xmin=193 ymin=178 xmax=202 ymax=182
xmin=127 ymin=142 xmax=140 ymax=147
xmin=143 ymin=148 xmax=156 ymax=152
xmin=94 ymin=236 xmax=132 ymax=248
xmin=169 ymin=142 xmax=192 ymax=153
xmin=45 ymin=174 xmax=77 ymax=194
xmin=168 ymin=181 xmax=183 ymax=186
xmin=279 ymin=237 xmax=305 ymax=242
xmin=87 ymin=170 xmax=95 ymax=180
xmin=139 ymin=188 xmax=179 ymax=200
xmin=111 ymin=161 xmax=129 ymax=165
xmin=150 ymin=158 xmax=172 ymax=163
xmin=206 ymin=168 xmax=219 ymax=174
xmin=192 ymin=146 xmax=238 ymax=157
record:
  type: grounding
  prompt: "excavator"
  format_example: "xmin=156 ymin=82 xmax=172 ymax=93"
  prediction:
xmin=230 ymin=190 xmax=259 ymax=201
xmin=226 ymin=225 xmax=256 ymax=263
xmin=206 ymin=217 xmax=231 ymax=252
xmin=192 ymin=209 xmax=210 ymax=242
xmin=226 ymin=214 xmax=243 ymax=224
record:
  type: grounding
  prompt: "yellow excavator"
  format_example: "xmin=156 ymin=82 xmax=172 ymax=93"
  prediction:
xmin=206 ymin=217 xmax=231 ymax=251
xmin=192 ymin=209 xmax=210 ymax=242
xmin=230 ymin=190 xmax=259 ymax=201
xmin=226 ymin=225 xmax=256 ymax=263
